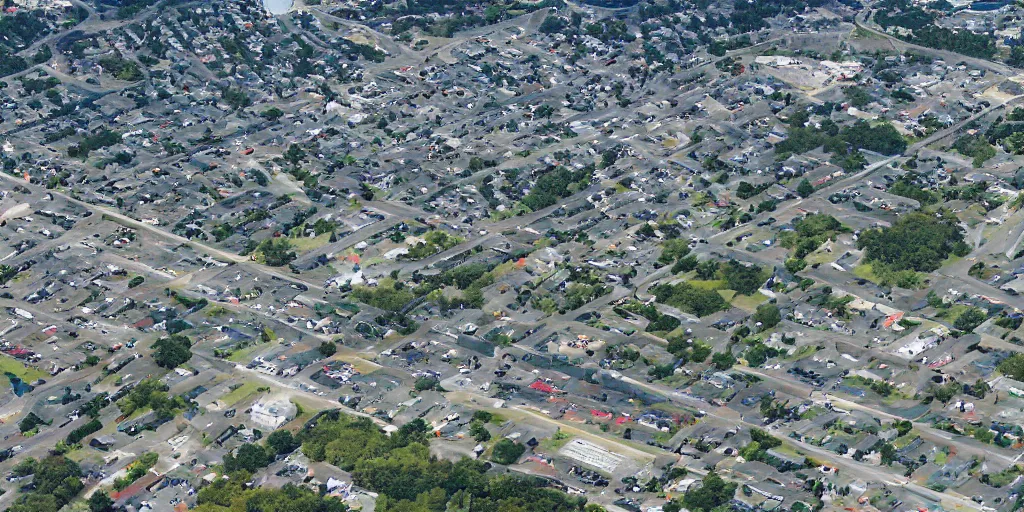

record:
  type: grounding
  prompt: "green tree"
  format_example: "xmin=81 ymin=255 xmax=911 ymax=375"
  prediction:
xmin=797 ymin=179 xmax=814 ymax=198
xmin=856 ymin=211 xmax=968 ymax=272
xmin=9 ymin=456 xmax=83 ymax=512
xmin=931 ymin=380 xmax=960 ymax=404
xmin=952 ymin=133 xmax=996 ymax=167
xmin=153 ymin=334 xmax=192 ymax=369
xmin=880 ymin=442 xmax=897 ymax=465
xmin=224 ymin=443 xmax=271 ymax=473
xmin=484 ymin=4 xmax=504 ymax=23
xmin=491 ymin=439 xmax=526 ymax=465
xmin=998 ymin=353 xmax=1024 ymax=380
xmin=8 ymin=494 xmax=60 ymax=512
xmin=12 ymin=457 xmax=37 ymax=477
xmin=722 ymin=259 xmax=766 ymax=295
xmin=695 ymin=260 xmax=720 ymax=280
xmin=469 ymin=420 xmax=491 ymax=442
xmin=753 ymin=303 xmax=782 ymax=329
xmin=650 ymin=281 xmax=730 ymax=317
xmin=785 ymin=258 xmax=807 ymax=274
xmin=953 ymin=307 xmax=986 ymax=333
xmin=267 ymin=430 xmax=299 ymax=456
xmin=19 ymin=412 xmax=48 ymax=433
xmin=681 ymin=471 xmax=737 ymax=512
xmin=1010 ymin=45 xmax=1024 ymax=68
xmin=659 ymin=239 xmax=692 ymax=265
xmin=745 ymin=343 xmax=778 ymax=367
xmin=261 ymin=107 xmax=284 ymax=121
xmin=539 ymin=15 xmax=567 ymax=34
xmin=318 ymin=341 xmax=337 ymax=358
xmin=256 ymin=238 xmax=297 ymax=267
xmin=711 ymin=351 xmax=736 ymax=370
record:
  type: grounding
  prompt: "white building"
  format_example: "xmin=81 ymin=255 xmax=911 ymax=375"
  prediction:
xmin=250 ymin=398 xmax=297 ymax=429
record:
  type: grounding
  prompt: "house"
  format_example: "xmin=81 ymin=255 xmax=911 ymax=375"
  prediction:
xmin=529 ymin=380 xmax=559 ymax=394
xmin=90 ymin=435 xmax=117 ymax=451
xmin=111 ymin=472 xmax=162 ymax=507
xmin=765 ymin=448 xmax=804 ymax=469
xmin=250 ymin=398 xmax=297 ymax=429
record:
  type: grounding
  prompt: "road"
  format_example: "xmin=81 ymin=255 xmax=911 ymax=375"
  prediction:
xmin=734 ymin=366 xmax=1023 ymax=467
xmin=291 ymin=215 xmax=404 ymax=269
xmin=708 ymin=87 xmax=1021 ymax=246
xmin=611 ymin=372 xmax=988 ymax=511
xmin=855 ymin=10 xmax=1017 ymax=77
xmin=0 ymin=171 xmax=327 ymax=295
xmin=707 ymin=155 xmax=899 ymax=243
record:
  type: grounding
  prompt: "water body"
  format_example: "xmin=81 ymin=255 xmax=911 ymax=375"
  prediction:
xmin=6 ymin=372 xmax=34 ymax=397
xmin=970 ymin=0 xmax=1012 ymax=10
xmin=262 ymin=0 xmax=293 ymax=15
xmin=576 ymin=0 xmax=640 ymax=7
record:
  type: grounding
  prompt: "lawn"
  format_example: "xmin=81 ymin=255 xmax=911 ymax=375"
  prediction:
xmin=538 ymin=429 xmax=573 ymax=452
xmin=283 ymin=398 xmax=319 ymax=430
xmin=689 ymin=279 xmax=726 ymax=290
xmin=805 ymin=248 xmax=836 ymax=266
xmin=0 ymin=355 xmax=48 ymax=382
xmin=853 ymin=263 xmax=878 ymax=282
xmin=289 ymin=233 xmax=332 ymax=253
xmin=126 ymin=407 xmax=151 ymax=421
xmin=219 ymin=381 xmax=262 ymax=406
xmin=786 ymin=345 xmax=819 ymax=362
xmin=772 ymin=444 xmax=804 ymax=459
xmin=852 ymin=26 xmax=887 ymax=40
xmin=892 ymin=432 xmax=920 ymax=449
xmin=936 ymin=304 xmax=970 ymax=322
xmin=227 ymin=342 xmax=268 ymax=363
xmin=731 ymin=292 xmax=767 ymax=311
xmin=338 ymin=354 xmax=382 ymax=374
xmin=688 ymin=279 xmax=765 ymax=310
xmin=800 ymin=406 xmax=826 ymax=420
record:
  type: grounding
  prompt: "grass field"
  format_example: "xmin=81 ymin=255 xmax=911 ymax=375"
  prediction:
xmin=853 ymin=263 xmax=878 ymax=282
xmin=538 ymin=428 xmax=573 ymax=452
xmin=219 ymin=381 xmax=262 ymax=406
xmin=731 ymin=292 xmax=767 ymax=311
xmin=892 ymin=431 xmax=920 ymax=449
xmin=937 ymin=304 xmax=970 ymax=322
xmin=227 ymin=341 xmax=272 ymax=363
xmin=805 ymin=249 xmax=836 ymax=266
xmin=689 ymin=279 xmax=725 ymax=290
xmin=289 ymin=233 xmax=332 ymax=253
xmin=0 ymin=355 xmax=48 ymax=382
xmin=786 ymin=345 xmax=819 ymax=361
xmin=282 ymin=398 xmax=319 ymax=430
xmin=851 ymin=25 xmax=887 ymax=40
xmin=337 ymin=354 xmax=380 ymax=374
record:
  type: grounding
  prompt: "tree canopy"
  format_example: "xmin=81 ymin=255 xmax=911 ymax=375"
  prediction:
xmin=153 ymin=334 xmax=193 ymax=369
xmin=297 ymin=413 xmax=589 ymax=512
xmin=998 ymin=353 xmax=1024 ymax=381
xmin=664 ymin=471 xmax=737 ymax=512
xmin=651 ymin=281 xmax=730 ymax=317
xmin=8 ymin=456 xmax=83 ymax=512
xmin=857 ymin=211 xmax=969 ymax=272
